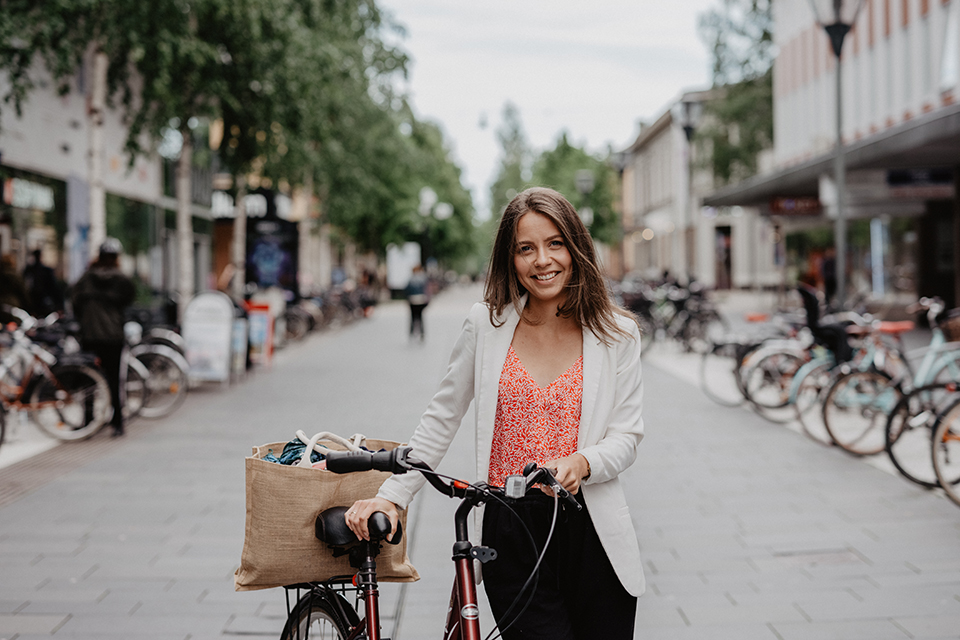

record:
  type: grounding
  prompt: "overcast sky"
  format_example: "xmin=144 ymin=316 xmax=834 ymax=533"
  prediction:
xmin=377 ymin=0 xmax=720 ymax=217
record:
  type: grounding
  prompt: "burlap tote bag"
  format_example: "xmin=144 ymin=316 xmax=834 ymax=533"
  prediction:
xmin=235 ymin=431 xmax=419 ymax=591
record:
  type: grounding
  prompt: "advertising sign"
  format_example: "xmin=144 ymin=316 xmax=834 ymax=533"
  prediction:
xmin=183 ymin=291 xmax=235 ymax=383
xmin=245 ymin=302 xmax=274 ymax=366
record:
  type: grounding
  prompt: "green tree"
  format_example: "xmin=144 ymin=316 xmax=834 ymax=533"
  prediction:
xmin=697 ymin=0 xmax=774 ymax=184
xmin=531 ymin=133 xmax=619 ymax=246
xmin=488 ymin=102 xmax=530 ymax=220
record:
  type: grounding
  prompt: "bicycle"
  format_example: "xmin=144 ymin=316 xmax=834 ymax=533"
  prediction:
xmin=931 ymin=397 xmax=960 ymax=507
xmin=279 ymin=447 xmax=581 ymax=640
xmin=0 ymin=308 xmax=112 ymax=440
xmin=824 ymin=297 xmax=960 ymax=458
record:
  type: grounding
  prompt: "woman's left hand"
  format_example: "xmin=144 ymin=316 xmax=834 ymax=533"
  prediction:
xmin=542 ymin=453 xmax=590 ymax=496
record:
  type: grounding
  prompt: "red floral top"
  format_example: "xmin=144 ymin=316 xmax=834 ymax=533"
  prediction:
xmin=488 ymin=345 xmax=583 ymax=487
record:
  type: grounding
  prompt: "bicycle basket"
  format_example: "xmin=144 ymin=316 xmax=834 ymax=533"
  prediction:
xmin=940 ymin=311 xmax=960 ymax=342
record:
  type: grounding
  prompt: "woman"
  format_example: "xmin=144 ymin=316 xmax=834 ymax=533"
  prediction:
xmin=346 ymin=187 xmax=644 ymax=639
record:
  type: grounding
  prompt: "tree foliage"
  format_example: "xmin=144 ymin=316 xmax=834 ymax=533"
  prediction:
xmin=487 ymin=104 xmax=619 ymax=248
xmin=697 ymin=0 xmax=774 ymax=184
xmin=0 ymin=0 xmax=477 ymax=265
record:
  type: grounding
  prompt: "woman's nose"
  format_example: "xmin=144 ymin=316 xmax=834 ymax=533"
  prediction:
xmin=532 ymin=246 xmax=548 ymax=266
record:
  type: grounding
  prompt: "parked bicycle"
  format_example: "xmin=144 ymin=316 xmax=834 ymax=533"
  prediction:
xmin=824 ymin=297 xmax=960 ymax=458
xmin=0 ymin=307 xmax=112 ymax=440
xmin=279 ymin=447 xmax=579 ymax=640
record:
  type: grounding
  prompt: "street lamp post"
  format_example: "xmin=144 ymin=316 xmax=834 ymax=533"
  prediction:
xmin=673 ymin=97 xmax=702 ymax=284
xmin=807 ymin=0 xmax=864 ymax=308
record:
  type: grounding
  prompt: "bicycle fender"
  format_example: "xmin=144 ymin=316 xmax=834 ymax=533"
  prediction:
xmin=788 ymin=355 xmax=834 ymax=403
xmin=131 ymin=343 xmax=190 ymax=374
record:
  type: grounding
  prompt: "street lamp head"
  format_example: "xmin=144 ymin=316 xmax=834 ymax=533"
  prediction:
xmin=807 ymin=0 xmax=864 ymax=56
xmin=673 ymin=98 xmax=703 ymax=142
xmin=575 ymin=169 xmax=595 ymax=195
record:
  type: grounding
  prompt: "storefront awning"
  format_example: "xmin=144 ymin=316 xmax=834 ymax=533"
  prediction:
xmin=704 ymin=102 xmax=960 ymax=209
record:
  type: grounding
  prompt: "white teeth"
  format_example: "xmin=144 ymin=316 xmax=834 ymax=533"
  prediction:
xmin=534 ymin=273 xmax=558 ymax=281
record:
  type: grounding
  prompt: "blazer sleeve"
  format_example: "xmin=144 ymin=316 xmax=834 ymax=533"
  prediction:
xmin=377 ymin=306 xmax=481 ymax=508
xmin=579 ymin=319 xmax=645 ymax=485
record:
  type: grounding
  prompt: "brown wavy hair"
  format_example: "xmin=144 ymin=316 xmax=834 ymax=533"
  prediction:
xmin=483 ymin=187 xmax=632 ymax=344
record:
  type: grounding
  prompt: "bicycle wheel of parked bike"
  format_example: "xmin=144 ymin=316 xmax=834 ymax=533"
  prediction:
xmin=281 ymin=589 xmax=358 ymax=640
xmin=793 ymin=360 xmax=836 ymax=446
xmin=0 ymin=406 xmax=6 ymax=449
xmin=885 ymin=384 xmax=960 ymax=488
xmin=699 ymin=341 xmax=747 ymax=407
xmin=30 ymin=363 xmax=111 ymax=440
xmin=123 ymin=356 xmax=151 ymax=421
xmin=742 ymin=351 xmax=805 ymax=423
xmin=822 ymin=370 xmax=899 ymax=456
xmin=933 ymin=399 xmax=960 ymax=507
xmin=132 ymin=344 xmax=189 ymax=419
xmin=682 ymin=311 xmax=730 ymax=355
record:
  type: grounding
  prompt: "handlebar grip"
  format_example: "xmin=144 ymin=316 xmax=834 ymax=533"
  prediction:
xmin=325 ymin=451 xmax=374 ymax=473
xmin=325 ymin=447 xmax=413 ymax=474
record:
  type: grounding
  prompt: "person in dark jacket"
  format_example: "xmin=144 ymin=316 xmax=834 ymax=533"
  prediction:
xmin=23 ymin=249 xmax=64 ymax=317
xmin=0 ymin=253 xmax=30 ymax=323
xmin=72 ymin=238 xmax=136 ymax=436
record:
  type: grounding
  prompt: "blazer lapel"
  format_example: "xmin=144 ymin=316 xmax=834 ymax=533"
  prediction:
xmin=475 ymin=300 xmax=523 ymax=482
xmin=579 ymin=328 xmax=602 ymax=449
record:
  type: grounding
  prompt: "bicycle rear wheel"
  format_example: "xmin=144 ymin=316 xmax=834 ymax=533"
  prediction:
xmin=134 ymin=345 xmax=189 ymax=419
xmin=742 ymin=351 xmax=805 ymax=423
xmin=29 ymin=364 xmax=111 ymax=440
xmin=281 ymin=589 xmax=358 ymax=640
xmin=932 ymin=398 xmax=960 ymax=507
xmin=822 ymin=370 xmax=898 ymax=456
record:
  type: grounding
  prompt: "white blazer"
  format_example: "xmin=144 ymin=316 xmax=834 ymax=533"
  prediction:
xmin=378 ymin=299 xmax=646 ymax=596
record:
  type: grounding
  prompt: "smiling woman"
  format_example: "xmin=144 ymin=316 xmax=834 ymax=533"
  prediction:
xmin=346 ymin=186 xmax=646 ymax=640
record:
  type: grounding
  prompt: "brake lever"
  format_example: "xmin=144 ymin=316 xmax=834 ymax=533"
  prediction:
xmin=542 ymin=468 xmax=583 ymax=512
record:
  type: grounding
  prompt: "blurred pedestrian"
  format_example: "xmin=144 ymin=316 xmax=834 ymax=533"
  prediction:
xmin=405 ymin=264 xmax=429 ymax=341
xmin=346 ymin=187 xmax=644 ymax=639
xmin=0 ymin=253 xmax=30 ymax=324
xmin=23 ymin=248 xmax=64 ymax=317
xmin=71 ymin=238 xmax=136 ymax=437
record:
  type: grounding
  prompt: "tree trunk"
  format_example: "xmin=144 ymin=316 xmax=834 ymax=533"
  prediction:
xmin=232 ymin=174 xmax=248 ymax=298
xmin=176 ymin=128 xmax=195 ymax=320
xmin=87 ymin=48 xmax=109 ymax=260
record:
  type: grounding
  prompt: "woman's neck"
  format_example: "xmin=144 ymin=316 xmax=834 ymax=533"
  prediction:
xmin=521 ymin=297 xmax=576 ymax=331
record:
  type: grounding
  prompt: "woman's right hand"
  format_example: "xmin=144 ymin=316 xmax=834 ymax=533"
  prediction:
xmin=344 ymin=497 xmax=400 ymax=542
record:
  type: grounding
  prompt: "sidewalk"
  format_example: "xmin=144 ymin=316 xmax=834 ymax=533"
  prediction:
xmin=0 ymin=285 xmax=958 ymax=640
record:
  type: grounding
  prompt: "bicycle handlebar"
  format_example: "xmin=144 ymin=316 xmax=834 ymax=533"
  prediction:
xmin=325 ymin=447 xmax=582 ymax=511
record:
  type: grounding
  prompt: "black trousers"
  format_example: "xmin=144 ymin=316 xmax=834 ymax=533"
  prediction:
xmin=408 ymin=303 xmax=427 ymax=338
xmin=482 ymin=491 xmax=637 ymax=640
xmin=84 ymin=340 xmax=124 ymax=431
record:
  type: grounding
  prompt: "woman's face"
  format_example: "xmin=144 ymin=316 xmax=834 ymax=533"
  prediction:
xmin=513 ymin=211 xmax=573 ymax=306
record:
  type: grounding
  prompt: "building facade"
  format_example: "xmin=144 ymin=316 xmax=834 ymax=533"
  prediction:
xmin=706 ymin=0 xmax=960 ymax=307
xmin=619 ymin=92 xmax=780 ymax=289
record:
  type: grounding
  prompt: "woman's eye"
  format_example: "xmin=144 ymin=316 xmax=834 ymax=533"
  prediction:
xmin=518 ymin=246 xmax=532 ymax=254
xmin=550 ymin=240 xmax=564 ymax=247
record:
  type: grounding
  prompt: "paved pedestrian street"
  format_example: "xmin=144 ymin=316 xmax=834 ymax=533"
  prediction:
xmin=1 ymin=285 xmax=959 ymax=639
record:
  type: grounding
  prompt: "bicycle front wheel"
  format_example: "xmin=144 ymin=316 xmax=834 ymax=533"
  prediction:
xmin=822 ymin=370 xmax=899 ymax=456
xmin=29 ymin=364 xmax=111 ymax=440
xmin=932 ymin=398 xmax=960 ymax=507
xmin=699 ymin=342 xmax=746 ymax=407
xmin=281 ymin=590 xmax=357 ymax=640
xmin=134 ymin=346 xmax=189 ymax=419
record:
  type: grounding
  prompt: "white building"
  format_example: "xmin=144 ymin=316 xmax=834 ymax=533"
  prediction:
xmin=619 ymin=91 xmax=780 ymax=289
xmin=707 ymin=0 xmax=960 ymax=306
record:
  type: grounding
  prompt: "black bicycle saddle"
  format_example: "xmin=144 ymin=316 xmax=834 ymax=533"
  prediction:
xmin=315 ymin=506 xmax=403 ymax=546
